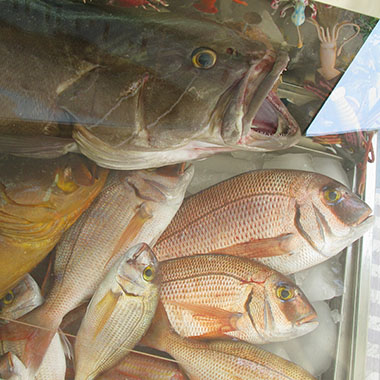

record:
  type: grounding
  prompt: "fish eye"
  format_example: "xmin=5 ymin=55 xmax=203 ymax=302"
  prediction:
xmin=323 ymin=188 xmax=342 ymax=204
xmin=191 ymin=48 xmax=217 ymax=69
xmin=143 ymin=265 xmax=155 ymax=282
xmin=276 ymin=286 xmax=293 ymax=301
xmin=2 ymin=291 xmax=14 ymax=305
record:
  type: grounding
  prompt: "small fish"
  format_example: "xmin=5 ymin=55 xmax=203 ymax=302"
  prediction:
xmin=141 ymin=304 xmax=317 ymax=380
xmin=74 ymin=244 xmax=160 ymax=380
xmin=0 ymin=275 xmax=43 ymax=323
xmin=98 ymin=352 xmax=186 ymax=380
xmin=0 ymin=0 xmax=300 ymax=170
xmin=0 ymin=164 xmax=193 ymax=378
xmin=160 ymin=254 xmax=318 ymax=343
xmin=154 ymin=169 xmax=373 ymax=274
xmin=0 ymin=154 xmax=108 ymax=297
xmin=0 ymin=278 xmax=66 ymax=380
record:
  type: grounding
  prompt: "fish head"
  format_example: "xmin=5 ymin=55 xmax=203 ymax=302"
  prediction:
xmin=295 ymin=172 xmax=374 ymax=258
xmin=71 ymin=11 xmax=300 ymax=165
xmin=0 ymin=275 xmax=43 ymax=323
xmin=247 ymin=273 xmax=318 ymax=342
xmin=116 ymin=243 xmax=160 ymax=298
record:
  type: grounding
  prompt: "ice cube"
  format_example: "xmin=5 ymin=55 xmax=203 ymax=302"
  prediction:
xmin=283 ymin=301 xmax=338 ymax=377
xmin=187 ymin=153 xmax=264 ymax=195
xmin=294 ymin=256 xmax=344 ymax=302
xmin=263 ymin=153 xmax=315 ymax=171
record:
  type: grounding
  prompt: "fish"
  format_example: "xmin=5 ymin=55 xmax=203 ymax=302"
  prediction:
xmin=0 ymin=0 xmax=300 ymax=170
xmin=0 ymin=278 xmax=66 ymax=380
xmin=154 ymin=169 xmax=374 ymax=274
xmin=0 ymin=275 xmax=44 ymax=324
xmin=0 ymin=163 xmax=193 ymax=378
xmin=98 ymin=352 xmax=186 ymax=380
xmin=160 ymin=254 xmax=318 ymax=343
xmin=0 ymin=154 xmax=108 ymax=297
xmin=74 ymin=243 xmax=160 ymax=380
xmin=141 ymin=303 xmax=317 ymax=380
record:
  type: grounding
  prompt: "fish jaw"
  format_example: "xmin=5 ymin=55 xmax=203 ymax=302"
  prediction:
xmin=215 ymin=49 xmax=300 ymax=151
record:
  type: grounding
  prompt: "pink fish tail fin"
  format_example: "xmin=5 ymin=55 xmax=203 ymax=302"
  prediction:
xmin=0 ymin=306 xmax=58 ymax=376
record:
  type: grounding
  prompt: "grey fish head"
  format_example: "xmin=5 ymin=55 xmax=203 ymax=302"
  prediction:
xmin=60 ymin=9 xmax=300 ymax=154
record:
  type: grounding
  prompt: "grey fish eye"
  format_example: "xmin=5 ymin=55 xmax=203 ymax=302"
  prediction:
xmin=191 ymin=48 xmax=217 ymax=69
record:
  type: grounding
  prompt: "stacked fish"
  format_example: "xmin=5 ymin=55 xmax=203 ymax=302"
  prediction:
xmin=0 ymin=0 xmax=374 ymax=379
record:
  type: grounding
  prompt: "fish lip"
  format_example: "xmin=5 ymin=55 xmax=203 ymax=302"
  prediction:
xmin=221 ymin=49 xmax=300 ymax=149
xmin=295 ymin=312 xmax=318 ymax=326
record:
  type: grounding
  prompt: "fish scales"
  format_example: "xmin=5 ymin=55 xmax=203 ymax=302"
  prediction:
xmin=160 ymin=254 xmax=317 ymax=343
xmin=98 ymin=352 xmax=186 ymax=380
xmin=155 ymin=169 xmax=373 ymax=274
xmin=142 ymin=305 xmax=316 ymax=380
xmin=74 ymin=244 xmax=160 ymax=380
xmin=0 ymin=165 xmax=192 ymax=378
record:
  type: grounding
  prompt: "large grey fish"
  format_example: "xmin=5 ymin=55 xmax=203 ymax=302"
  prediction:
xmin=0 ymin=0 xmax=299 ymax=169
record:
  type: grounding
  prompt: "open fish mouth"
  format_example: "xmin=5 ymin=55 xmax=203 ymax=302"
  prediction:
xmin=221 ymin=50 xmax=300 ymax=151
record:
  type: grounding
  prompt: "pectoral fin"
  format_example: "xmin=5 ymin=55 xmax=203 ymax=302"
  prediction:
xmin=105 ymin=203 xmax=153 ymax=267
xmin=93 ymin=290 xmax=121 ymax=338
xmin=164 ymin=300 xmax=241 ymax=335
xmin=0 ymin=135 xmax=78 ymax=158
xmin=210 ymin=233 xmax=297 ymax=258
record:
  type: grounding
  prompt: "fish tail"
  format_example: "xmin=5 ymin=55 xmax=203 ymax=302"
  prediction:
xmin=0 ymin=306 xmax=58 ymax=376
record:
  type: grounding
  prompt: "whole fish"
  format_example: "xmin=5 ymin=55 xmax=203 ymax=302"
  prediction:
xmin=160 ymin=254 xmax=318 ymax=343
xmin=0 ymin=164 xmax=193 ymax=378
xmin=74 ymin=244 xmax=160 ymax=380
xmin=141 ymin=304 xmax=317 ymax=380
xmin=0 ymin=277 xmax=66 ymax=380
xmin=0 ymin=275 xmax=44 ymax=324
xmin=98 ymin=352 xmax=186 ymax=380
xmin=0 ymin=0 xmax=300 ymax=170
xmin=154 ymin=169 xmax=373 ymax=274
xmin=0 ymin=154 xmax=108 ymax=296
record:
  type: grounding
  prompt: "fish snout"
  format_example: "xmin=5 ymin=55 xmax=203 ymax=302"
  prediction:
xmin=295 ymin=311 xmax=318 ymax=327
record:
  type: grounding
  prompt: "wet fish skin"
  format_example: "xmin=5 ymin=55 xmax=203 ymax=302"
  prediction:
xmin=154 ymin=169 xmax=373 ymax=274
xmin=160 ymin=254 xmax=318 ymax=344
xmin=0 ymin=0 xmax=299 ymax=170
xmin=0 ymin=163 xmax=193 ymax=378
xmin=0 ymin=154 xmax=108 ymax=297
xmin=98 ymin=352 xmax=186 ymax=380
xmin=74 ymin=243 xmax=160 ymax=380
xmin=142 ymin=304 xmax=316 ymax=380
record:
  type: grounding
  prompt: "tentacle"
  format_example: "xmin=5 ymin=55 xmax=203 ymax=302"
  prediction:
xmin=335 ymin=22 xmax=360 ymax=56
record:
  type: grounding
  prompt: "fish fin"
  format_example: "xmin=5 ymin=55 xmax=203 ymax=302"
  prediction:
xmin=58 ymin=330 xmax=73 ymax=360
xmin=93 ymin=290 xmax=122 ymax=338
xmin=193 ymin=0 xmax=218 ymax=13
xmin=0 ymin=351 xmax=26 ymax=378
xmin=105 ymin=203 xmax=153 ymax=268
xmin=210 ymin=233 xmax=297 ymax=258
xmin=0 ymin=135 xmax=78 ymax=159
xmin=0 ymin=317 xmax=56 ymax=376
xmin=40 ymin=253 xmax=55 ymax=298
xmin=164 ymin=300 xmax=241 ymax=335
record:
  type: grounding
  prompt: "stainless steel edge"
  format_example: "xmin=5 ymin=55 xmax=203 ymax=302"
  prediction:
xmin=332 ymin=135 xmax=377 ymax=380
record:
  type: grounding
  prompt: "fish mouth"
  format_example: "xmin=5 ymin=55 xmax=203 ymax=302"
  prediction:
xmin=220 ymin=50 xmax=300 ymax=150
xmin=295 ymin=312 xmax=318 ymax=327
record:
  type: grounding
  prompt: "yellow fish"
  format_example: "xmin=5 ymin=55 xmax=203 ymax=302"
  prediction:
xmin=0 ymin=154 xmax=108 ymax=296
